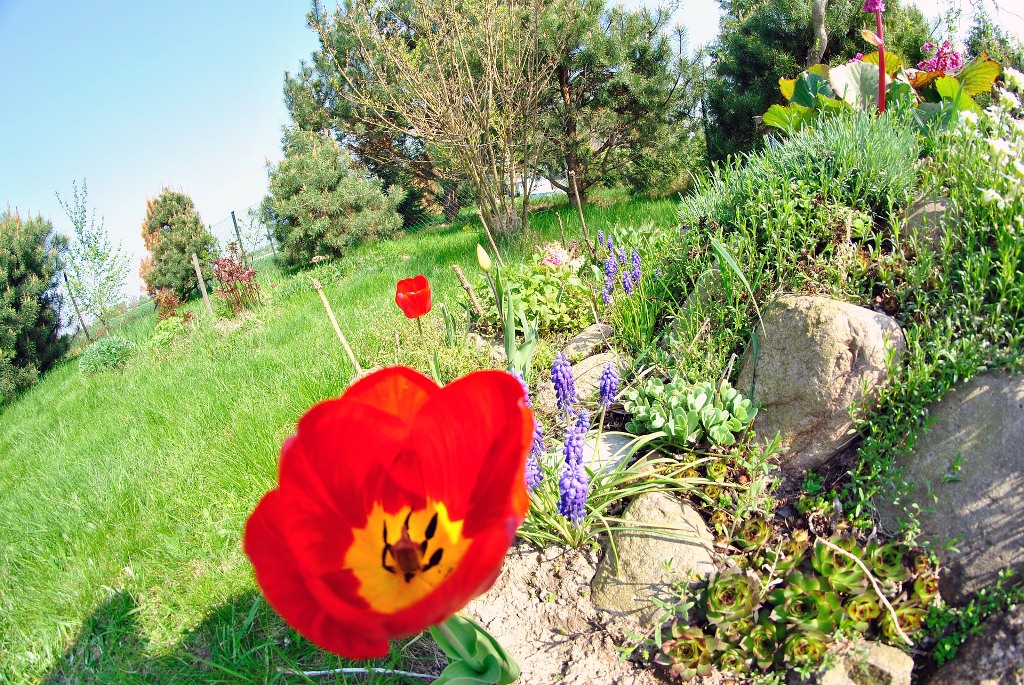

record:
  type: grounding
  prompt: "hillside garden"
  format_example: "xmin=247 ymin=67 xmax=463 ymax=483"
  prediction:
xmin=3 ymin=1 xmax=1024 ymax=684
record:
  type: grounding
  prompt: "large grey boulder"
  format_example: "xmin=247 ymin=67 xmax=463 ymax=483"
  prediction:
xmin=809 ymin=641 xmax=913 ymax=685
xmin=928 ymin=605 xmax=1024 ymax=685
xmin=583 ymin=431 xmax=636 ymax=473
xmin=591 ymin=491 xmax=715 ymax=628
xmin=736 ymin=295 xmax=906 ymax=475
xmin=876 ymin=373 xmax=1024 ymax=603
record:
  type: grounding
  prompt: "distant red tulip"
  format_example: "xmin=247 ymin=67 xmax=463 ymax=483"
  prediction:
xmin=395 ymin=275 xmax=432 ymax=319
xmin=244 ymin=366 xmax=532 ymax=659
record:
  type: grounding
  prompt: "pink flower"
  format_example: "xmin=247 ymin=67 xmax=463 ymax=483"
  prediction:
xmin=918 ymin=40 xmax=963 ymax=73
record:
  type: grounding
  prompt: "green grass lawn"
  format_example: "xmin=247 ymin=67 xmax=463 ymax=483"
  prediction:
xmin=0 ymin=195 xmax=675 ymax=684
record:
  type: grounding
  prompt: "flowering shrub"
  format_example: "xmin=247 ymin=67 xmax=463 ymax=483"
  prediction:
xmin=212 ymin=244 xmax=261 ymax=315
xmin=918 ymin=41 xmax=963 ymax=73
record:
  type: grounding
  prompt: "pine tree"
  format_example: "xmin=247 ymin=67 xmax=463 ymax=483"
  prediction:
xmin=259 ymin=128 xmax=405 ymax=266
xmin=1 ymin=210 xmax=69 ymax=405
xmin=56 ymin=179 xmax=129 ymax=330
xmin=140 ymin=189 xmax=218 ymax=298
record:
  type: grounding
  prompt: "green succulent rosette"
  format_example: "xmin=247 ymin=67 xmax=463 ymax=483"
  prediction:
xmin=811 ymin=536 xmax=868 ymax=595
xmin=654 ymin=624 xmax=717 ymax=681
xmin=704 ymin=568 xmax=761 ymax=626
xmin=741 ymin=621 xmax=780 ymax=671
xmin=782 ymin=630 xmax=831 ymax=668
xmin=705 ymin=459 xmax=729 ymax=482
xmin=913 ymin=573 xmax=941 ymax=603
xmin=867 ymin=541 xmax=911 ymax=593
xmin=764 ymin=529 xmax=809 ymax=575
xmin=768 ymin=571 xmax=842 ymax=634
xmin=733 ymin=516 xmax=772 ymax=551
xmin=715 ymin=645 xmax=752 ymax=674
xmin=880 ymin=601 xmax=927 ymax=644
xmin=716 ymin=617 xmax=755 ymax=646
xmin=909 ymin=550 xmax=931 ymax=576
xmin=710 ymin=509 xmax=731 ymax=534
xmin=842 ymin=593 xmax=882 ymax=633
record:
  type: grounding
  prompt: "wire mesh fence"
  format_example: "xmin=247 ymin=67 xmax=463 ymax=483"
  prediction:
xmin=207 ymin=203 xmax=277 ymax=263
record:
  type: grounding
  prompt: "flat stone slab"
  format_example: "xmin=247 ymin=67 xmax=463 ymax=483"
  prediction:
xmin=877 ymin=372 xmax=1024 ymax=603
xmin=563 ymin=323 xmax=613 ymax=362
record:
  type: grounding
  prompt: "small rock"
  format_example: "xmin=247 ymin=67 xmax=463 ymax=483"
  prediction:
xmin=563 ymin=323 xmax=614 ymax=361
xmin=583 ymin=432 xmax=636 ymax=473
xmin=467 ymin=332 xmax=505 ymax=365
xmin=927 ymin=605 xmax=1024 ymax=685
xmin=901 ymin=196 xmax=952 ymax=250
xmin=876 ymin=372 xmax=1024 ymax=603
xmin=808 ymin=641 xmax=913 ymax=685
xmin=736 ymin=295 xmax=906 ymax=475
xmin=591 ymin=491 xmax=715 ymax=629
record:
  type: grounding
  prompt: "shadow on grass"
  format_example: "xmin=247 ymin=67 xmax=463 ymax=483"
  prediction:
xmin=42 ymin=590 xmax=442 ymax=684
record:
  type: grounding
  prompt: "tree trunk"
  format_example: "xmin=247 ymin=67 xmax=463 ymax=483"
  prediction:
xmin=558 ymin=63 xmax=587 ymax=208
xmin=442 ymin=185 xmax=460 ymax=222
xmin=807 ymin=0 xmax=829 ymax=67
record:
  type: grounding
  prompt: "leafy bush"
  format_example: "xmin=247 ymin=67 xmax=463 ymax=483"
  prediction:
xmin=152 ymin=287 xmax=184 ymax=320
xmin=148 ymin=316 xmax=187 ymax=351
xmin=623 ymin=376 xmax=757 ymax=447
xmin=259 ymin=129 xmax=405 ymax=267
xmin=212 ymin=243 xmax=261 ymax=315
xmin=140 ymin=189 xmax=218 ymax=298
xmin=1 ymin=210 xmax=69 ymax=405
xmin=78 ymin=336 xmax=136 ymax=374
xmin=475 ymin=251 xmax=591 ymax=336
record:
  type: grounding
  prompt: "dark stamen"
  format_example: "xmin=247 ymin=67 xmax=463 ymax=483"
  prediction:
xmin=424 ymin=513 xmax=438 ymax=540
xmin=423 ymin=548 xmax=444 ymax=572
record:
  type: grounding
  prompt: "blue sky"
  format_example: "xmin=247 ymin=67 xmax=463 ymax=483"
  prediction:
xmin=1 ymin=0 xmax=1020 ymax=298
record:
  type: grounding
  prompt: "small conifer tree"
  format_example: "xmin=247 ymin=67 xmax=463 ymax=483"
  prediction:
xmin=140 ymin=189 xmax=218 ymax=298
xmin=259 ymin=129 xmax=405 ymax=267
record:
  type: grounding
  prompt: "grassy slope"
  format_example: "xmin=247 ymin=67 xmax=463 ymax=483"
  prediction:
xmin=0 ymin=196 xmax=676 ymax=683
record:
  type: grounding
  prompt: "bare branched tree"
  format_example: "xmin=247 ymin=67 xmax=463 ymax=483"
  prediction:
xmin=313 ymin=0 xmax=558 ymax=235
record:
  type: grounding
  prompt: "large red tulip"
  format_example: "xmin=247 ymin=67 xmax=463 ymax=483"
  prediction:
xmin=395 ymin=275 xmax=432 ymax=319
xmin=244 ymin=366 xmax=532 ymax=659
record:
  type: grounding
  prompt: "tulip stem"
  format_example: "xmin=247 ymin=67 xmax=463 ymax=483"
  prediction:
xmin=277 ymin=666 xmax=433 ymax=680
xmin=432 ymin=621 xmax=479 ymax=669
xmin=416 ymin=317 xmax=423 ymax=336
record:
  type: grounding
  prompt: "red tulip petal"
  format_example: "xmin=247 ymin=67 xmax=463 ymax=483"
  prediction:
xmin=394 ymin=370 xmax=532 ymax=533
xmin=244 ymin=491 xmax=392 ymax=659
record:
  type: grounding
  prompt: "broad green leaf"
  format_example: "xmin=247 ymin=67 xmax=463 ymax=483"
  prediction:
xmin=935 ymin=76 xmax=981 ymax=113
xmin=762 ymin=103 xmax=816 ymax=133
xmin=790 ymin=71 xmax=835 ymax=107
xmin=957 ymin=52 xmax=1001 ymax=96
xmin=808 ymin=63 xmax=829 ymax=79
xmin=861 ymin=50 xmax=904 ymax=76
xmin=828 ymin=61 xmax=882 ymax=110
xmin=779 ymin=77 xmax=796 ymax=100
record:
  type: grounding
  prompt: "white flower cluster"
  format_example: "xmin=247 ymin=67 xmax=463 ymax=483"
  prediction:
xmin=951 ymin=70 xmax=1024 ymax=219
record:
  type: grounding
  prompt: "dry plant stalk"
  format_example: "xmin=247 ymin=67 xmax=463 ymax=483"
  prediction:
xmin=452 ymin=265 xmax=485 ymax=319
xmin=311 ymin=278 xmax=363 ymax=374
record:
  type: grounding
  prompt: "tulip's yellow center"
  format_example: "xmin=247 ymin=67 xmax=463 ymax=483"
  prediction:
xmin=344 ymin=501 xmax=470 ymax=613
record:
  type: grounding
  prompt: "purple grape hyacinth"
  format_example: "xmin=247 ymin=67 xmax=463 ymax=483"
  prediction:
xmin=513 ymin=369 xmax=545 ymax=491
xmin=622 ymin=271 xmax=634 ymax=296
xmin=599 ymin=362 xmax=619 ymax=409
xmin=630 ymin=249 xmax=641 ymax=283
xmin=551 ymin=353 xmax=577 ymax=413
xmin=558 ymin=411 xmax=589 ymax=524
xmin=597 ymin=230 xmax=605 ymax=249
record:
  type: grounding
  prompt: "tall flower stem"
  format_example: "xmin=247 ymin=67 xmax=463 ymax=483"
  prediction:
xmin=431 ymin=620 xmax=482 ymax=670
xmin=875 ymin=10 xmax=886 ymax=114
